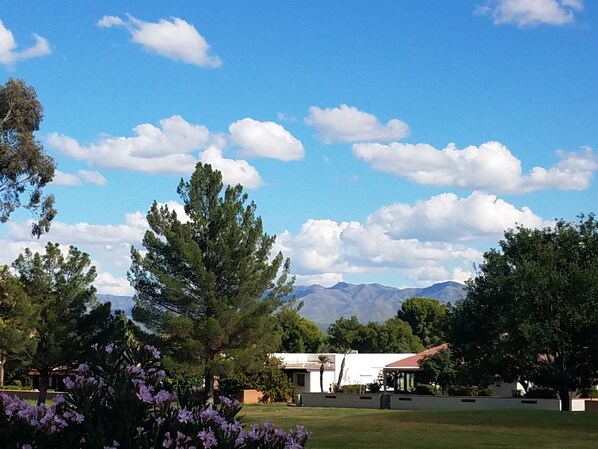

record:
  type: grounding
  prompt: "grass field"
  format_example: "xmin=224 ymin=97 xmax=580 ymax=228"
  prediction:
xmin=243 ymin=404 xmax=598 ymax=449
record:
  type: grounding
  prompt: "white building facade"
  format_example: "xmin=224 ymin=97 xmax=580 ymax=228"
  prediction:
xmin=273 ymin=352 xmax=415 ymax=393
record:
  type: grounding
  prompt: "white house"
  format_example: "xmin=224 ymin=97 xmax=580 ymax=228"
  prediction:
xmin=272 ymin=352 xmax=415 ymax=393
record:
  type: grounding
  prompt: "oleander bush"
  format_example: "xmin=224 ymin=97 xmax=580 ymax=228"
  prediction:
xmin=0 ymin=343 xmax=309 ymax=449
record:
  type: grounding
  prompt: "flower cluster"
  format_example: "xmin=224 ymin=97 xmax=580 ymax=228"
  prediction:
xmin=0 ymin=343 xmax=309 ymax=449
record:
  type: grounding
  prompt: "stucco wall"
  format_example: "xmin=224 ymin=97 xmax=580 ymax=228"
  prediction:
xmin=302 ymin=393 xmax=381 ymax=409
xmin=299 ymin=393 xmax=586 ymax=412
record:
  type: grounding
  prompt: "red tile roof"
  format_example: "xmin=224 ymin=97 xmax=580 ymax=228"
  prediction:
xmin=384 ymin=344 xmax=449 ymax=370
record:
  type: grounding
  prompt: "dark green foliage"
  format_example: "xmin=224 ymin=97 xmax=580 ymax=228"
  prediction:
xmin=525 ymin=389 xmax=557 ymax=399
xmin=13 ymin=243 xmax=120 ymax=403
xmin=219 ymin=357 xmax=296 ymax=403
xmin=0 ymin=266 xmax=37 ymax=386
xmin=447 ymin=385 xmax=479 ymax=396
xmin=368 ymin=382 xmax=381 ymax=393
xmin=449 ymin=215 xmax=598 ymax=411
xmin=275 ymin=307 xmax=324 ymax=353
xmin=414 ymin=384 xmax=440 ymax=396
xmin=397 ymin=297 xmax=449 ymax=348
xmin=0 ymin=78 xmax=56 ymax=237
xmin=326 ymin=316 xmax=423 ymax=353
xmin=130 ymin=163 xmax=293 ymax=405
xmin=418 ymin=348 xmax=458 ymax=394
xmin=339 ymin=384 xmax=366 ymax=394
xmin=477 ymin=388 xmax=496 ymax=397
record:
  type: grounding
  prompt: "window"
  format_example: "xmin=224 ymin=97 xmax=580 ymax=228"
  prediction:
xmin=295 ymin=373 xmax=305 ymax=387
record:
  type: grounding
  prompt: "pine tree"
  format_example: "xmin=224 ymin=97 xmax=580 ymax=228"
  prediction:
xmin=129 ymin=163 xmax=293 ymax=405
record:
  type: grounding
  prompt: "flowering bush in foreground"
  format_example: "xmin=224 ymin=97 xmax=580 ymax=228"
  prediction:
xmin=0 ymin=344 xmax=309 ymax=449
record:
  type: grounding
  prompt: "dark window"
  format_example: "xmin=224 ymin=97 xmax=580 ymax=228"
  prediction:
xmin=296 ymin=374 xmax=305 ymax=387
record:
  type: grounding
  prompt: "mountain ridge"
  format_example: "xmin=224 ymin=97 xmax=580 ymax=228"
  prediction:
xmin=97 ymin=281 xmax=466 ymax=329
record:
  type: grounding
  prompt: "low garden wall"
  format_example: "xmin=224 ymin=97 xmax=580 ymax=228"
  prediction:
xmin=0 ymin=389 xmax=59 ymax=401
xmin=300 ymin=393 xmax=586 ymax=412
xmin=235 ymin=389 xmax=264 ymax=404
xmin=301 ymin=393 xmax=381 ymax=409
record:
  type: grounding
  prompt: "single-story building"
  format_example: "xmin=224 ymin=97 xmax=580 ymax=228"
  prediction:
xmin=382 ymin=345 xmax=522 ymax=396
xmin=273 ymin=352 xmax=416 ymax=393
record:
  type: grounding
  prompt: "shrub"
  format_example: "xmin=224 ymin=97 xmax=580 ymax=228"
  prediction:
xmin=448 ymin=385 xmax=479 ymax=396
xmin=368 ymin=382 xmax=381 ymax=393
xmin=525 ymin=389 xmax=557 ymax=399
xmin=477 ymin=388 xmax=496 ymax=397
xmin=339 ymin=384 xmax=366 ymax=394
xmin=414 ymin=384 xmax=440 ymax=396
xmin=0 ymin=343 xmax=309 ymax=449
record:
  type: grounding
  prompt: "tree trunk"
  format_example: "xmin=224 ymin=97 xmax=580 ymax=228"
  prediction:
xmin=558 ymin=386 xmax=571 ymax=412
xmin=37 ymin=369 xmax=49 ymax=405
xmin=0 ymin=354 xmax=6 ymax=387
xmin=204 ymin=354 xmax=215 ymax=406
xmin=335 ymin=352 xmax=347 ymax=392
xmin=320 ymin=364 xmax=324 ymax=393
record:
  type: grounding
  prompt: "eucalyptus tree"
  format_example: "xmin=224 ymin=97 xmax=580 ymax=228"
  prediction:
xmin=0 ymin=78 xmax=56 ymax=236
xmin=130 ymin=163 xmax=293 ymax=405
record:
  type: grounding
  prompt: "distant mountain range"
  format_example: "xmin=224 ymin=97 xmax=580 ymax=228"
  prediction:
xmin=98 ymin=281 xmax=466 ymax=330
xmin=293 ymin=281 xmax=465 ymax=328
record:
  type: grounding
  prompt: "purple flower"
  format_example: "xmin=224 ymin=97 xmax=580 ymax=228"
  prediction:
xmin=136 ymin=384 xmax=153 ymax=403
xmin=176 ymin=408 xmax=193 ymax=424
xmin=198 ymin=430 xmax=217 ymax=449
xmin=144 ymin=344 xmax=161 ymax=359
xmin=162 ymin=432 xmax=173 ymax=448
xmin=105 ymin=343 xmax=115 ymax=354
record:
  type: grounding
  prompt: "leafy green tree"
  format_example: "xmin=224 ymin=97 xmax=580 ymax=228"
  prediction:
xmin=326 ymin=316 xmax=362 ymax=352
xmin=418 ymin=348 xmax=458 ymax=394
xmin=397 ymin=297 xmax=449 ymax=348
xmin=129 ymin=163 xmax=293 ymax=405
xmin=0 ymin=78 xmax=56 ymax=236
xmin=327 ymin=316 xmax=423 ymax=354
xmin=0 ymin=266 xmax=38 ymax=386
xmin=12 ymin=243 xmax=109 ymax=403
xmin=275 ymin=308 xmax=324 ymax=353
xmin=449 ymin=215 xmax=598 ymax=411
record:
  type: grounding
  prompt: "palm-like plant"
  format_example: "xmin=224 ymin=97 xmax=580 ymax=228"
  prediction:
xmin=317 ymin=355 xmax=330 ymax=393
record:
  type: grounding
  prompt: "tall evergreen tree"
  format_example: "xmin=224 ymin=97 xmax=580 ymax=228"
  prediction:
xmin=129 ymin=163 xmax=293 ymax=405
xmin=0 ymin=266 xmax=38 ymax=386
xmin=13 ymin=243 xmax=102 ymax=403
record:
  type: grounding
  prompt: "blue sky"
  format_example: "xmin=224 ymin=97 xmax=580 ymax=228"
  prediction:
xmin=1 ymin=0 xmax=596 ymax=295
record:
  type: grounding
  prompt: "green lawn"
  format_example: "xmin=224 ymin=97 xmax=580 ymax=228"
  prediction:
xmin=243 ymin=404 xmax=598 ymax=449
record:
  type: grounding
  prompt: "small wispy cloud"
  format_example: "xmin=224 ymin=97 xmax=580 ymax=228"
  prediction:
xmin=476 ymin=0 xmax=584 ymax=27
xmin=0 ymin=20 xmax=51 ymax=68
xmin=306 ymin=104 xmax=409 ymax=144
xmin=98 ymin=14 xmax=222 ymax=67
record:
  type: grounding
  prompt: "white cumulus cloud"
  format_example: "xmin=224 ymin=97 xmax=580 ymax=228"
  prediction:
xmin=274 ymin=192 xmax=556 ymax=286
xmin=0 ymin=20 xmax=51 ymax=67
xmin=98 ymin=15 xmax=221 ymax=67
xmin=305 ymin=104 xmax=410 ymax=144
xmin=229 ymin=118 xmax=305 ymax=161
xmin=368 ymin=191 xmax=552 ymax=241
xmin=200 ymin=146 xmax=262 ymax=189
xmin=353 ymin=141 xmax=596 ymax=194
xmin=47 ymin=115 xmax=210 ymax=175
xmin=476 ymin=0 xmax=583 ymax=27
